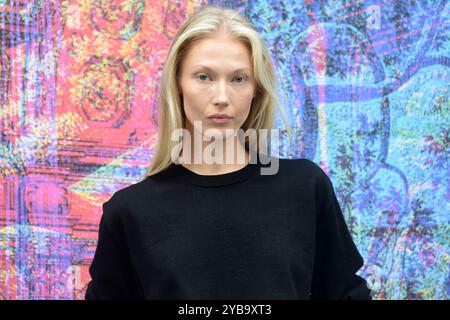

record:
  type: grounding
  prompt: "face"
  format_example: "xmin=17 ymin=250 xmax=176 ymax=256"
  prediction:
xmin=177 ymin=33 xmax=257 ymax=142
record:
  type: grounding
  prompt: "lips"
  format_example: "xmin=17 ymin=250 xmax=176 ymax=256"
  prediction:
xmin=209 ymin=117 xmax=232 ymax=124
xmin=208 ymin=113 xmax=233 ymax=119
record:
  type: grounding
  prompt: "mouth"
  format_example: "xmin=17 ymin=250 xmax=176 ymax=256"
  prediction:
xmin=208 ymin=116 xmax=233 ymax=124
xmin=208 ymin=113 xmax=233 ymax=119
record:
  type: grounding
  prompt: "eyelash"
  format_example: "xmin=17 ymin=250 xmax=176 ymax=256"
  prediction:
xmin=196 ymin=74 xmax=248 ymax=83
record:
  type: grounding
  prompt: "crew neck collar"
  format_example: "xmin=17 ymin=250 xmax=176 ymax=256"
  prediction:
xmin=170 ymin=152 xmax=265 ymax=187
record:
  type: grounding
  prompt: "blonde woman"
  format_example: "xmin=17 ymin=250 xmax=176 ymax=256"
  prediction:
xmin=85 ymin=5 xmax=372 ymax=300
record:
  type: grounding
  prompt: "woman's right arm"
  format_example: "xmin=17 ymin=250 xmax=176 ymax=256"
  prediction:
xmin=85 ymin=197 xmax=144 ymax=300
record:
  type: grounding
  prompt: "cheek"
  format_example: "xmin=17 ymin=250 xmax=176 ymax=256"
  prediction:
xmin=233 ymin=100 xmax=253 ymax=127
xmin=182 ymin=81 xmax=205 ymax=108
xmin=182 ymin=87 xmax=207 ymax=114
xmin=233 ymin=86 xmax=255 ymax=104
xmin=234 ymin=92 xmax=254 ymax=114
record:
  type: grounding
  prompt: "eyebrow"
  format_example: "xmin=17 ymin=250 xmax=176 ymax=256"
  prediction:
xmin=192 ymin=65 xmax=251 ymax=73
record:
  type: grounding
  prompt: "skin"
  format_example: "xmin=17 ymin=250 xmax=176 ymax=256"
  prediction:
xmin=177 ymin=32 xmax=257 ymax=175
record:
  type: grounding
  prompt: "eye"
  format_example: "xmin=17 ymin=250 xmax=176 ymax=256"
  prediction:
xmin=234 ymin=75 xmax=248 ymax=83
xmin=196 ymin=74 xmax=210 ymax=82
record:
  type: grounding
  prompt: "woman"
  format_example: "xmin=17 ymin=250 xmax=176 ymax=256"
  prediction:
xmin=85 ymin=5 xmax=372 ymax=300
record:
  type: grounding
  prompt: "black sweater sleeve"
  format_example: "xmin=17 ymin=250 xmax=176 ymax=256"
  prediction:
xmin=85 ymin=196 xmax=144 ymax=300
xmin=310 ymin=169 xmax=372 ymax=300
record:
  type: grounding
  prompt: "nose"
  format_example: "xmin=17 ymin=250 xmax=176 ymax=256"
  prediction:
xmin=212 ymin=79 xmax=229 ymax=106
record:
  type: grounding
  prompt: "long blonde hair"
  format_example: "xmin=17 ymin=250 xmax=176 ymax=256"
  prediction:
xmin=143 ymin=5 xmax=292 ymax=179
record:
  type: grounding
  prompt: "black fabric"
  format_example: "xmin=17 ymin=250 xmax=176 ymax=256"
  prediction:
xmin=85 ymin=154 xmax=372 ymax=300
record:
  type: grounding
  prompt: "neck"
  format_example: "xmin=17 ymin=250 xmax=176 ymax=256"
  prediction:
xmin=179 ymin=132 xmax=251 ymax=176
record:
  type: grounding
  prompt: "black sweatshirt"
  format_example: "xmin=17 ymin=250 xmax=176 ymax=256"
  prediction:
xmin=85 ymin=153 xmax=372 ymax=300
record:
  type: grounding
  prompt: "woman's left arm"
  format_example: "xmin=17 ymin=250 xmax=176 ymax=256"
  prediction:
xmin=310 ymin=168 xmax=372 ymax=300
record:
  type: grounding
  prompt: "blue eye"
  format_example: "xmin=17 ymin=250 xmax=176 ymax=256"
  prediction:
xmin=234 ymin=75 xmax=248 ymax=83
xmin=197 ymin=74 xmax=209 ymax=82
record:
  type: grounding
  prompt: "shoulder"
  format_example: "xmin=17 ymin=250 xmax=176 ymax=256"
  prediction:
xmin=106 ymin=177 xmax=153 ymax=209
xmin=102 ymin=170 xmax=175 ymax=218
xmin=99 ymin=177 xmax=148 ymax=215
xmin=269 ymin=156 xmax=335 ymax=195
xmin=279 ymin=157 xmax=322 ymax=171
xmin=269 ymin=156 xmax=329 ymax=179
xmin=257 ymin=155 xmax=331 ymax=190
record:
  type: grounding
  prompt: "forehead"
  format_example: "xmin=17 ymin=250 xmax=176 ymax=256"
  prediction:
xmin=182 ymin=35 xmax=253 ymax=70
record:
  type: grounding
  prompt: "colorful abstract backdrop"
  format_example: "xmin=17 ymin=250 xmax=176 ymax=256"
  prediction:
xmin=0 ymin=0 xmax=448 ymax=299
